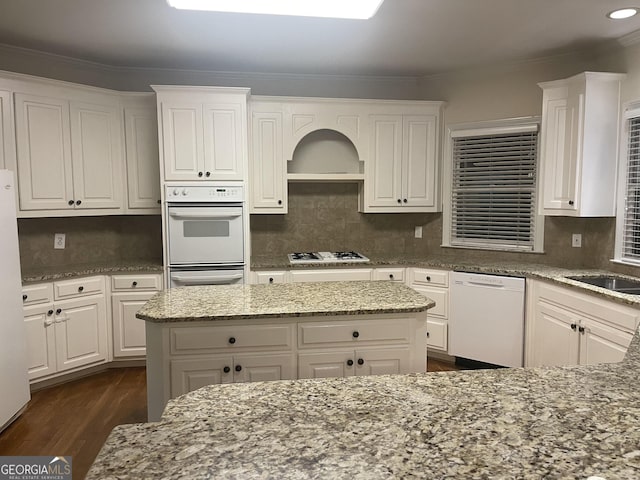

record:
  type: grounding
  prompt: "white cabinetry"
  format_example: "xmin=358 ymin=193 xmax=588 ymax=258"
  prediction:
xmin=289 ymin=268 xmax=373 ymax=282
xmin=111 ymin=273 xmax=163 ymax=358
xmin=123 ymin=94 xmax=161 ymax=212
xmin=538 ymin=72 xmax=625 ymax=216
xmin=407 ymin=267 xmax=449 ymax=352
xmin=362 ymin=107 xmax=442 ymax=213
xmin=0 ymin=90 xmax=15 ymax=171
xmin=154 ymin=86 xmax=249 ymax=182
xmin=252 ymin=271 xmax=288 ymax=284
xmin=372 ymin=267 xmax=405 ymax=282
xmin=14 ymin=91 xmax=124 ymax=214
xmin=526 ymin=280 xmax=639 ymax=367
xmin=249 ymin=101 xmax=286 ymax=213
xmin=22 ymin=276 xmax=108 ymax=382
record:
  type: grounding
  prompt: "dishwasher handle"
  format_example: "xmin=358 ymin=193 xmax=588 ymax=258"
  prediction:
xmin=465 ymin=280 xmax=505 ymax=289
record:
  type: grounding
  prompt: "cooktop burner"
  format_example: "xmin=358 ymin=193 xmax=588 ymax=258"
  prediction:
xmin=288 ymin=251 xmax=370 ymax=264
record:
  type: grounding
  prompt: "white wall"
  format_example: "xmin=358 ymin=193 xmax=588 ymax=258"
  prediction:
xmin=596 ymin=41 xmax=640 ymax=106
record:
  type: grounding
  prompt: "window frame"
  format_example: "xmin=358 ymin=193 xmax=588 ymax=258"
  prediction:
xmin=442 ymin=117 xmax=544 ymax=253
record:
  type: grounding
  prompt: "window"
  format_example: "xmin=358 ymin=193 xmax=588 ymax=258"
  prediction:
xmin=443 ymin=119 xmax=544 ymax=252
xmin=616 ymin=106 xmax=640 ymax=264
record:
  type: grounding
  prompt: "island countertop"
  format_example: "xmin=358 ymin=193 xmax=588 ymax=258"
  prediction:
xmin=88 ymin=326 xmax=640 ymax=479
xmin=136 ymin=280 xmax=435 ymax=323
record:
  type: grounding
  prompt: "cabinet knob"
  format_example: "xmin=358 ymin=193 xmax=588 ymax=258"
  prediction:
xmin=426 ymin=331 xmax=430 ymax=338
xmin=157 ymin=199 xmax=161 ymax=205
xmin=568 ymin=200 xmax=574 ymax=206
xmin=198 ymin=171 xmax=203 ymax=177
xmin=357 ymin=358 xmax=364 ymax=366
xmin=268 ymin=277 xmax=274 ymax=284
xmin=397 ymin=199 xmax=402 ymax=204
xmin=352 ymin=331 xmax=360 ymax=338
xmin=78 ymin=286 xmax=84 ymax=292
xmin=277 ymin=200 xmax=282 ymax=205
xmin=228 ymin=337 xmax=236 ymax=344
xmin=76 ymin=200 xmax=82 ymax=206
xmin=22 ymin=294 xmax=27 ymax=301
xmin=389 ymin=274 xmax=394 ymax=279
xmin=570 ymin=323 xmax=577 ymax=331
xmin=68 ymin=200 xmax=75 ymax=206
xmin=205 ymin=171 xmax=211 ymax=177
xmin=47 ymin=309 xmax=54 ymax=316
xmin=403 ymin=199 xmax=408 ymax=203
xmin=578 ymin=326 xmax=585 ymax=334
xmin=132 ymin=281 xmax=138 ymax=287
xmin=347 ymin=359 xmax=354 ymax=366
xmin=426 ymin=276 xmax=431 ymax=282
xmin=235 ymin=365 xmax=242 ymax=372
xmin=223 ymin=366 xmax=231 ymax=373
xmin=56 ymin=308 xmax=62 ymax=315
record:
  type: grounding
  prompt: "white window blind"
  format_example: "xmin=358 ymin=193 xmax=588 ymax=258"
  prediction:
xmin=622 ymin=116 xmax=640 ymax=261
xmin=451 ymin=130 xmax=538 ymax=251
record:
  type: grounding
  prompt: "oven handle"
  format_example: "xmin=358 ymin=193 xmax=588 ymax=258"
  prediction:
xmin=168 ymin=208 xmax=242 ymax=219
xmin=171 ymin=273 xmax=244 ymax=285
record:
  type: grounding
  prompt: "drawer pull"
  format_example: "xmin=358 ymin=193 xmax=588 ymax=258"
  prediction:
xmin=235 ymin=365 xmax=242 ymax=372
xmin=352 ymin=331 xmax=360 ymax=339
xmin=223 ymin=366 xmax=231 ymax=373
xmin=426 ymin=276 xmax=431 ymax=281
xmin=132 ymin=281 xmax=138 ymax=287
xmin=389 ymin=274 xmax=394 ymax=279
xmin=269 ymin=277 xmax=274 ymax=284
xmin=78 ymin=286 xmax=84 ymax=293
xmin=427 ymin=331 xmax=430 ymax=338
xmin=347 ymin=359 xmax=354 ymax=366
xmin=22 ymin=294 xmax=27 ymax=301
xmin=357 ymin=358 xmax=364 ymax=366
xmin=228 ymin=337 xmax=236 ymax=344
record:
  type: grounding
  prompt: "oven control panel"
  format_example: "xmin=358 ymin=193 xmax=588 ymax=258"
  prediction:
xmin=165 ymin=185 xmax=244 ymax=202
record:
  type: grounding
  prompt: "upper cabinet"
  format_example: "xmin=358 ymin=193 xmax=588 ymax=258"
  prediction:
xmin=14 ymin=91 xmax=124 ymax=214
xmin=361 ymin=103 xmax=443 ymax=213
xmin=123 ymin=94 xmax=161 ymax=212
xmin=153 ymin=86 xmax=249 ymax=182
xmin=538 ymin=72 xmax=625 ymax=216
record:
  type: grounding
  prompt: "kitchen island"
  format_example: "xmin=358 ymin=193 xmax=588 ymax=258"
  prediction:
xmin=137 ymin=281 xmax=434 ymax=421
xmin=88 ymin=324 xmax=640 ymax=479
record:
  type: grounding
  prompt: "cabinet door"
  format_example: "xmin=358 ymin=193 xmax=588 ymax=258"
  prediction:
xmin=23 ymin=304 xmax=57 ymax=380
xmin=355 ymin=347 xmax=412 ymax=376
xmin=161 ymin=101 xmax=204 ymax=181
xmin=14 ymin=93 xmax=74 ymax=211
xmin=426 ymin=318 xmax=448 ymax=351
xmin=580 ymin=320 xmax=633 ymax=366
xmin=124 ymin=106 xmax=161 ymax=210
xmin=203 ymin=102 xmax=245 ymax=180
xmin=170 ymin=356 xmax=233 ymax=397
xmin=54 ymin=294 xmax=107 ymax=372
xmin=250 ymin=111 xmax=286 ymax=212
xmin=233 ymin=353 xmax=295 ymax=383
xmin=403 ymin=115 xmax=437 ymax=208
xmin=69 ymin=101 xmax=124 ymax=209
xmin=368 ymin=115 xmax=403 ymax=208
xmin=531 ymin=302 xmax=579 ymax=367
xmin=298 ymin=351 xmax=354 ymax=379
xmin=0 ymin=90 xmax=15 ymax=171
xmin=111 ymin=292 xmax=153 ymax=358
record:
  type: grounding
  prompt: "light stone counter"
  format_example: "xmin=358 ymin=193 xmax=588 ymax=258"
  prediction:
xmin=21 ymin=261 xmax=163 ymax=283
xmin=88 ymin=326 xmax=640 ymax=479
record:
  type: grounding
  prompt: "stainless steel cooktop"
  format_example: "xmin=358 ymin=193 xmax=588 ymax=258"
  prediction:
xmin=288 ymin=251 xmax=370 ymax=264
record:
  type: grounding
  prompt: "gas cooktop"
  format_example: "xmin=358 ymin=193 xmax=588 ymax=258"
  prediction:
xmin=288 ymin=251 xmax=370 ymax=264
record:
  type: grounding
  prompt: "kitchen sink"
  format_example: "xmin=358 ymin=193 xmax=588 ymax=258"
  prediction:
xmin=566 ymin=275 xmax=640 ymax=295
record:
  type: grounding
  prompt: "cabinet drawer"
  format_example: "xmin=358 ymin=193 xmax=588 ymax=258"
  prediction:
xmin=112 ymin=274 xmax=162 ymax=291
xmin=22 ymin=283 xmax=53 ymax=306
xmin=372 ymin=268 xmax=405 ymax=282
xmin=298 ymin=318 xmax=411 ymax=347
xmin=409 ymin=268 xmax=448 ymax=287
xmin=170 ymin=324 xmax=294 ymax=354
xmin=54 ymin=276 xmax=104 ymax=300
xmin=412 ymin=286 xmax=448 ymax=318
xmin=254 ymin=271 xmax=287 ymax=284
xmin=289 ymin=269 xmax=373 ymax=283
xmin=426 ymin=319 xmax=447 ymax=351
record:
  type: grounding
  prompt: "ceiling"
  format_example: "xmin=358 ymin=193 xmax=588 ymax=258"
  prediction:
xmin=0 ymin=0 xmax=639 ymax=77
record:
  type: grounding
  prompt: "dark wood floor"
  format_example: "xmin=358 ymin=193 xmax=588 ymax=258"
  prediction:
xmin=0 ymin=360 xmax=458 ymax=479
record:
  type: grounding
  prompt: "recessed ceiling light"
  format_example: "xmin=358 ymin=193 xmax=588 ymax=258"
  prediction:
xmin=166 ymin=0 xmax=385 ymax=19
xmin=607 ymin=7 xmax=639 ymax=19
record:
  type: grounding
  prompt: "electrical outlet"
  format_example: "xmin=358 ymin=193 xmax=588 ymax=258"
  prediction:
xmin=572 ymin=233 xmax=582 ymax=248
xmin=414 ymin=226 xmax=423 ymax=239
xmin=54 ymin=233 xmax=66 ymax=249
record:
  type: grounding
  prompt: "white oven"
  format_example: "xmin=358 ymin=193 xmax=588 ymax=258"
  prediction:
xmin=165 ymin=185 xmax=246 ymax=286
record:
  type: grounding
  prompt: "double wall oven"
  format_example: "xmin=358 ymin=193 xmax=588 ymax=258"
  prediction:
xmin=165 ymin=184 xmax=246 ymax=288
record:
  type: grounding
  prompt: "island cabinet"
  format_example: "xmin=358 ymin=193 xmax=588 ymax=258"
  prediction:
xmin=526 ymin=279 xmax=640 ymax=367
xmin=22 ymin=276 xmax=108 ymax=382
xmin=538 ymin=72 xmax=625 ymax=216
xmin=153 ymin=86 xmax=249 ymax=182
xmin=407 ymin=267 xmax=449 ymax=352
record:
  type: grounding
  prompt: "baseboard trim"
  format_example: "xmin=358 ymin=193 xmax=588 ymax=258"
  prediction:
xmin=427 ymin=350 xmax=455 ymax=363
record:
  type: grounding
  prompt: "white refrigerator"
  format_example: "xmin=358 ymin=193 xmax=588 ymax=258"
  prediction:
xmin=0 ymin=169 xmax=30 ymax=432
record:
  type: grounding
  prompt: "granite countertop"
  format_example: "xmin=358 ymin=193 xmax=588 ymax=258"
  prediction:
xmin=87 ymin=325 xmax=640 ymax=479
xmin=21 ymin=261 xmax=163 ymax=283
xmin=136 ymin=281 xmax=435 ymax=323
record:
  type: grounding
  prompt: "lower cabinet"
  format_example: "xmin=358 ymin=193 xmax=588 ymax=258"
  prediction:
xmin=407 ymin=267 xmax=449 ymax=352
xmin=527 ymin=280 xmax=639 ymax=367
xmin=298 ymin=348 xmax=410 ymax=378
xmin=22 ymin=276 xmax=108 ymax=382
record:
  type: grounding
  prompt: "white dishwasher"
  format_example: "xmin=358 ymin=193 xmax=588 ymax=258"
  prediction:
xmin=449 ymin=272 xmax=525 ymax=367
